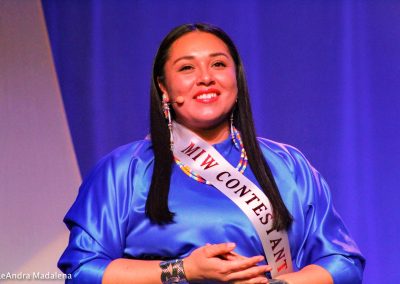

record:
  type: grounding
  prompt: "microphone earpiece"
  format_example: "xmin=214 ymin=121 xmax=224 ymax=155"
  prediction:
xmin=171 ymin=96 xmax=185 ymax=104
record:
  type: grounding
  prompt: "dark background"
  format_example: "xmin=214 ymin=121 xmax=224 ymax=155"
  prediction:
xmin=42 ymin=0 xmax=400 ymax=282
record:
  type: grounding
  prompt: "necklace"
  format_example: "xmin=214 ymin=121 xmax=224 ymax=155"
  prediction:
xmin=174 ymin=126 xmax=248 ymax=184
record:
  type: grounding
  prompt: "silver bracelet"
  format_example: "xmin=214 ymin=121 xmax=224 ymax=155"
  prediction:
xmin=159 ymin=259 xmax=187 ymax=284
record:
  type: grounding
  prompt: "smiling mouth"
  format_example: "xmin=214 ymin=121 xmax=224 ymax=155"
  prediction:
xmin=194 ymin=91 xmax=219 ymax=103
xmin=196 ymin=93 xmax=217 ymax=99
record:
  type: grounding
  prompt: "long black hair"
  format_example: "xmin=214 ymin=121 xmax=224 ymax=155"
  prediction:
xmin=146 ymin=23 xmax=292 ymax=231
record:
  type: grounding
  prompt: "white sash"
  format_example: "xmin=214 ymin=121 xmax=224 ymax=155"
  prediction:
xmin=172 ymin=121 xmax=293 ymax=277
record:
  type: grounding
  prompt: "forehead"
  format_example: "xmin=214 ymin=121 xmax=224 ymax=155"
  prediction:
xmin=168 ymin=31 xmax=231 ymax=59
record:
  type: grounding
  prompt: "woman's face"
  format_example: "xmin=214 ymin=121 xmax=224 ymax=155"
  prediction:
xmin=159 ymin=31 xmax=238 ymax=130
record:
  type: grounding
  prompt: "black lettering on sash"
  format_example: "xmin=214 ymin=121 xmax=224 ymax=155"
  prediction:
xmin=200 ymin=154 xmax=219 ymax=170
xmin=252 ymin=203 xmax=267 ymax=216
xmin=181 ymin=142 xmax=200 ymax=156
xmin=245 ymin=193 xmax=260 ymax=205
xmin=266 ymin=226 xmax=275 ymax=235
xmin=226 ymin=179 xmax=240 ymax=189
xmin=234 ymin=185 xmax=251 ymax=197
xmin=192 ymin=149 xmax=206 ymax=161
xmin=273 ymin=247 xmax=286 ymax=263
xmin=270 ymin=238 xmax=282 ymax=251
xmin=217 ymin=171 xmax=231 ymax=181
xmin=270 ymin=238 xmax=288 ymax=271
xmin=260 ymin=213 xmax=273 ymax=225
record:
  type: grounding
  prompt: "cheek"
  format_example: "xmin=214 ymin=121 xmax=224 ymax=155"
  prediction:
xmin=215 ymin=71 xmax=237 ymax=90
xmin=166 ymin=75 xmax=196 ymax=96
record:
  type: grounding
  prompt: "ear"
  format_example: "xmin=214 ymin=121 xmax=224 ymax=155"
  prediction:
xmin=157 ymin=78 xmax=169 ymax=100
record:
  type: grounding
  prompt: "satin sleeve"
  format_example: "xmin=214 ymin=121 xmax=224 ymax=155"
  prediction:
xmin=284 ymin=145 xmax=365 ymax=283
xmin=58 ymin=143 xmax=138 ymax=283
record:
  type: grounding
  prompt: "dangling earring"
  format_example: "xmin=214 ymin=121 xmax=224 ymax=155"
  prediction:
xmin=162 ymin=94 xmax=174 ymax=150
xmin=230 ymin=99 xmax=240 ymax=150
xmin=230 ymin=111 xmax=235 ymax=136
xmin=230 ymin=111 xmax=239 ymax=150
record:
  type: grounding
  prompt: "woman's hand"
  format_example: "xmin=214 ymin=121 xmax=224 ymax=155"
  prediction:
xmin=274 ymin=264 xmax=333 ymax=284
xmin=183 ymin=243 xmax=271 ymax=283
xmin=221 ymin=249 xmax=271 ymax=284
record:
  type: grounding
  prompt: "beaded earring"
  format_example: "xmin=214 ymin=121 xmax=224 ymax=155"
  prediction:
xmin=230 ymin=111 xmax=236 ymax=147
xmin=162 ymin=94 xmax=174 ymax=150
xmin=230 ymin=100 xmax=240 ymax=149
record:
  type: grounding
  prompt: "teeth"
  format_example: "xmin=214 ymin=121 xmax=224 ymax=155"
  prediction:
xmin=197 ymin=93 xmax=217 ymax=100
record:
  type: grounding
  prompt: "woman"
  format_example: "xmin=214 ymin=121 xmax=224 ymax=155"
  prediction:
xmin=58 ymin=23 xmax=364 ymax=283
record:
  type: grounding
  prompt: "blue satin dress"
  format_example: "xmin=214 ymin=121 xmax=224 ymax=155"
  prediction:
xmin=58 ymin=137 xmax=365 ymax=283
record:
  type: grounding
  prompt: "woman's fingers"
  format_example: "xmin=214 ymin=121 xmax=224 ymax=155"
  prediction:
xmin=233 ymin=275 xmax=270 ymax=284
xmin=204 ymin=244 xmax=269 ymax=279
xmin=220 ymin=249 xmax=245 ymax=261
xmin=203 ymin=242 xmax=236 ymax=258
xmin=224 ymin=264 xmax=271 ymax=282
xmin=225 ymin=255 xmax=266 ymax=272
xmin=184 ymin=243 xmax=270 ymax=282
xmin=184 ymin=243 xmax=237 ymax=281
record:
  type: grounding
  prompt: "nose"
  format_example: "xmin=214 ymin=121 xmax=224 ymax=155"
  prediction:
xmin=196 ymin=66 xmax=215 ymax=86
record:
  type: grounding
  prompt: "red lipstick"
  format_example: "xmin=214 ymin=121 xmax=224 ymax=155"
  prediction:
xmin=193 ymin=89 xmax=220 ymax=104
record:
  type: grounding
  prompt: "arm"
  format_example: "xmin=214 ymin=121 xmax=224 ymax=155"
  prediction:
xmin=275 ymin=264 xmax=332 ymax=284
xmin=58 ymin=147 xmax=135 ymax=283
xmin=280 ymin=146 xmax=365 ymax=283
xmin=257 ymin=140 xmax=365 ymax=283
xmin=102 ymin=243 xmax=270 ymax=284
xmin=102 ymin=259 xmax=161 ymax=284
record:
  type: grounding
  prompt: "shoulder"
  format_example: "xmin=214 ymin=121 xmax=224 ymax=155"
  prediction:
xmin=256 ymin=137 xmax=313 ymax=175
xmin=80 ymin=139 xmax=154 ymax=189
xmin=93 ymin=139 xmax=153 ymax=171
xmin=64 ymin=140 xmax=154 ymax=238
xmin=103 ymin=139 xmax=153 ymax=162
xmin=256 ymin=137 xmax=330 ymax=207
xmin=256 ymin=137 xmax=322 ymax=197
xmin=68 ymin=139 xmax=154 ymax=215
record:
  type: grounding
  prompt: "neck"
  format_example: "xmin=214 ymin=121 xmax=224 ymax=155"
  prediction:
xmin=178 ymin=120 xmax=230 ymax=144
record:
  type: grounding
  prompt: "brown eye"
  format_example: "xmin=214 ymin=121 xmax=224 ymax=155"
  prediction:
xmin=179 ymin=65 xmax=193 ymax=72
xmin=213 ymin=61 xmax=226 ymax=68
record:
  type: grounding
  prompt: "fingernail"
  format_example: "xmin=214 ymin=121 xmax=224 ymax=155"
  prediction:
xmin=227 ymin=242 xmax=236 ymax=248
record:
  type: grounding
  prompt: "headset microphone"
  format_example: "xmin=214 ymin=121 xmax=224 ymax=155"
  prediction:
xmin=171 ymin=96 xmax=185 ymax=104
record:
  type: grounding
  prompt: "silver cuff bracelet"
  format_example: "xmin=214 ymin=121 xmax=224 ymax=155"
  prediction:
xmin=160 ymin=259 xmax=187 ymax=284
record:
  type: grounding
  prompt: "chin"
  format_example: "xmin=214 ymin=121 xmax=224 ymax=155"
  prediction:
xmin=191 ymin=117 xmax=229 ymax=130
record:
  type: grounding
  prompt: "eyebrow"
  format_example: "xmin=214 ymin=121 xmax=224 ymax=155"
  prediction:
xmin=172 ymin=52 xmax=230 ymax=65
